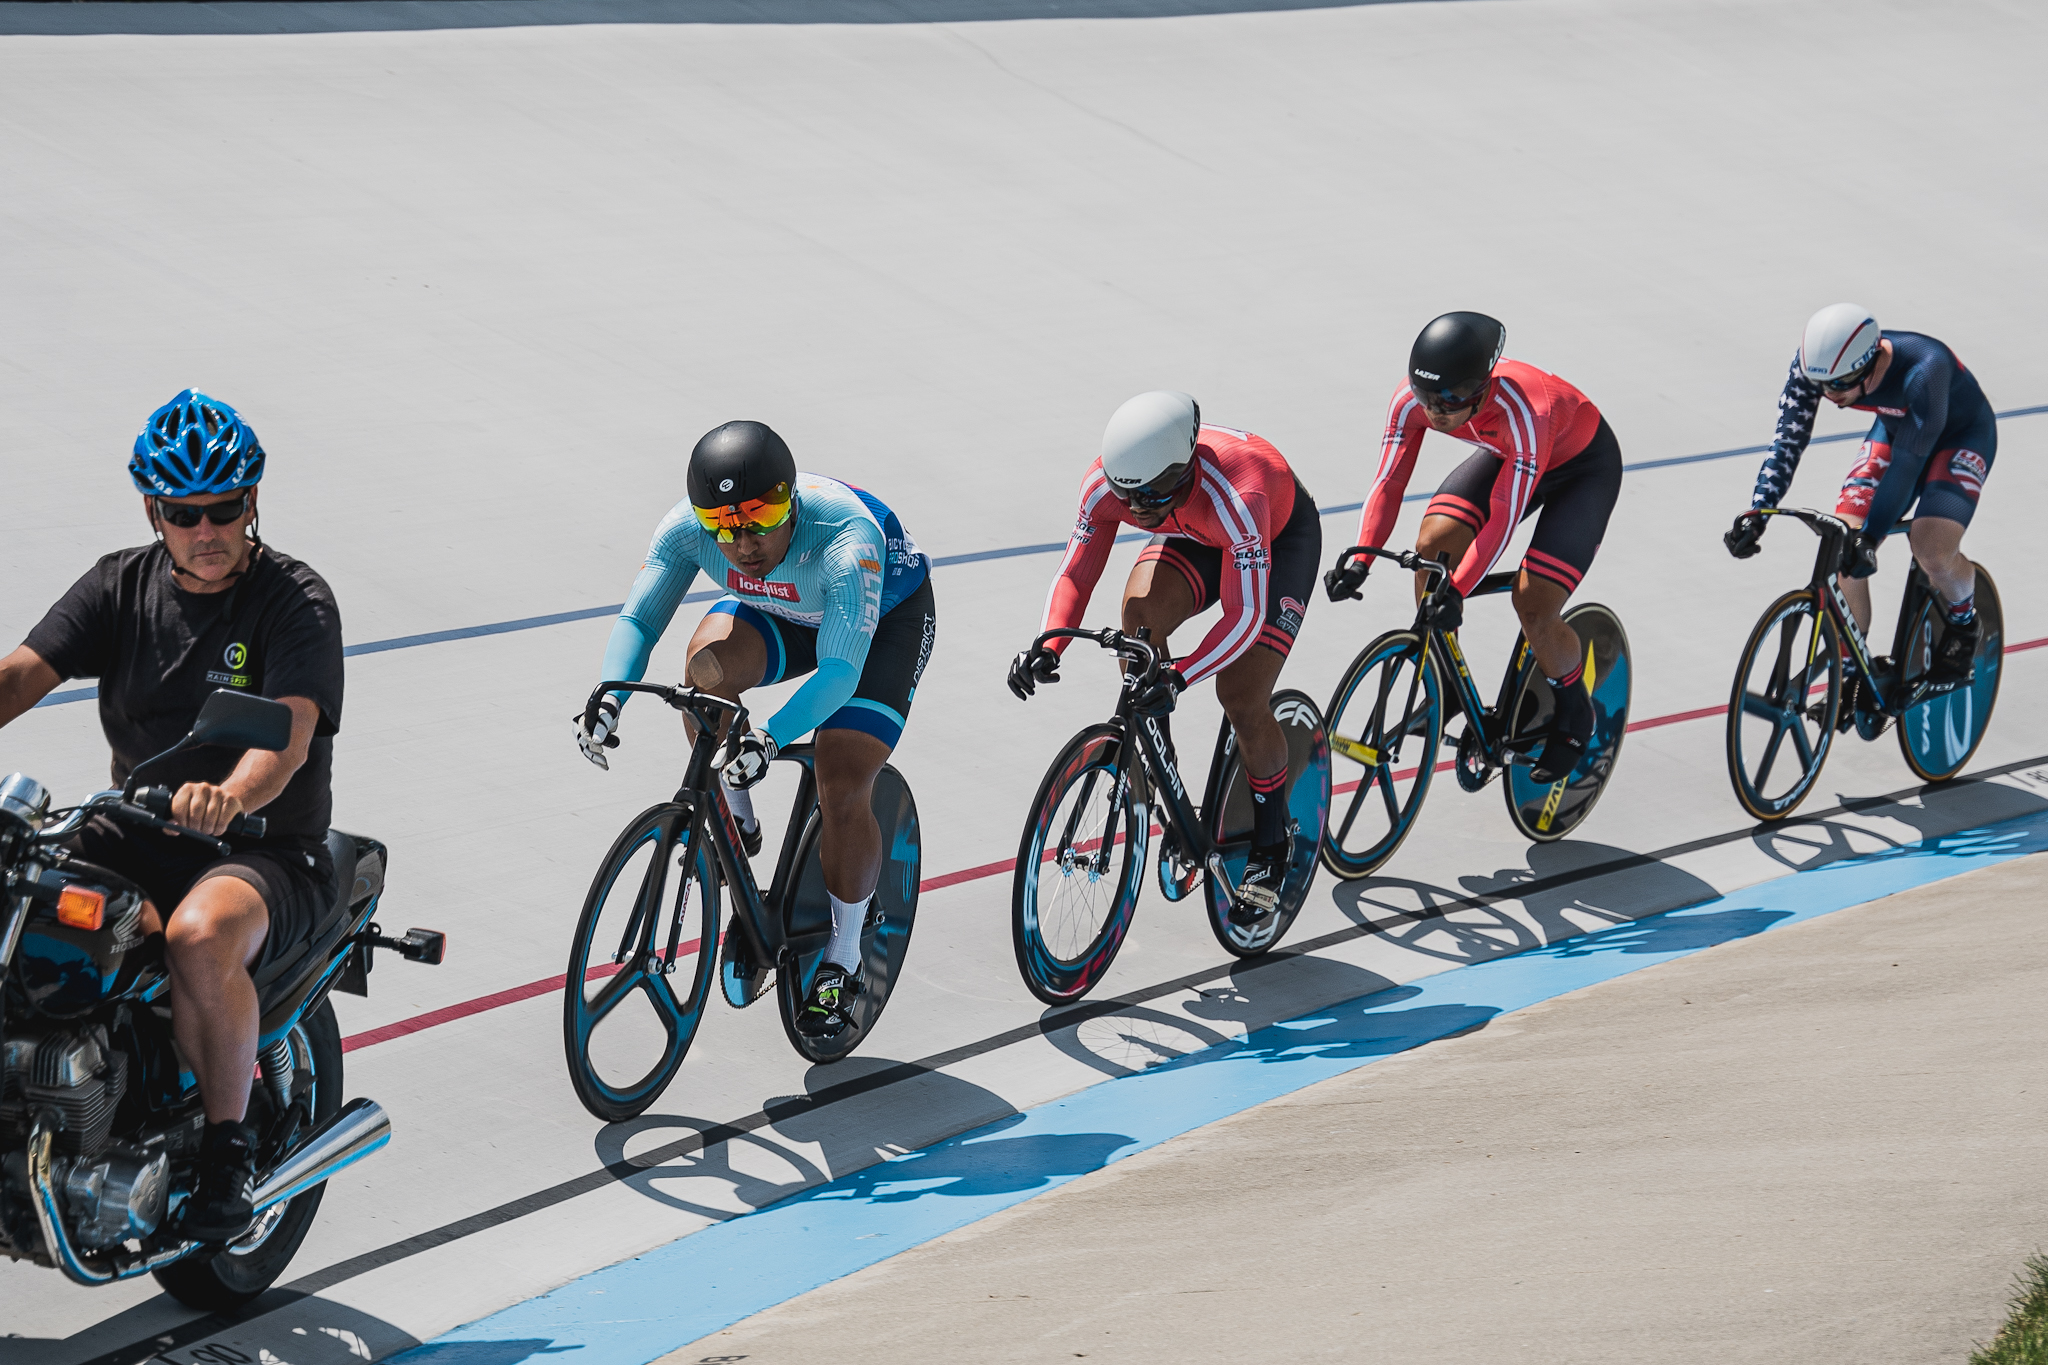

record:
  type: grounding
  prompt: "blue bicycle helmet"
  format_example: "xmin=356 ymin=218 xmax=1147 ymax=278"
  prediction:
xmin=129 ymin=389 xmax=265 ymax=496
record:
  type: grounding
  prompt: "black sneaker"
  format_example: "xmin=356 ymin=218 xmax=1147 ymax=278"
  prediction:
xmin=796 ymin=963 xmax=864 ymax=1039
xmin=182 ymin=1120 xmax=257 ymax=1243
xmin=1927 ymin=615 xmax=1979 ymax=691
xmin=1229 ymin=839 xmax=1290 ymax=927
xmin=1529 ymin=678 xmax=1594 ymax=784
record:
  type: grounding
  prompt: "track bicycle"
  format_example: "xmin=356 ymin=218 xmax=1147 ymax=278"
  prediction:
xmin=1011 ymin=627 xmax=1331 ymax=1005
xmin=1725 ymin=508 xmax=2003 ymax=821
xmin=1318 ymin=546 xmax=1633 ymax=879
xmin=563 ymin=681 xmax=922 ymax=1121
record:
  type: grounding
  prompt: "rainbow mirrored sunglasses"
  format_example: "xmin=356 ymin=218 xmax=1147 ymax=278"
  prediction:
xmin=692 ymin=482 xmax=795 ymax=542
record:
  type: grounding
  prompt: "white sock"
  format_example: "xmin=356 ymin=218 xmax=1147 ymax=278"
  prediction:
xmin=825 ymin=892 xmax=869 ymax=973
xmin=722 ymin=778 xmax=758 ymax=833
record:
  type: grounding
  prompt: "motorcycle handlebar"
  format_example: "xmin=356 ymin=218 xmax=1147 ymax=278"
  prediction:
xmin=131 ymin=786 xmax=266 ymax=841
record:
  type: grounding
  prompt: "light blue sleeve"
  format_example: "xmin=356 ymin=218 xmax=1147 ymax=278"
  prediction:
xmin=599 ymin=516 xmax=702 ymax=709
xmin=760 ymin=519 xmax=886 ymax=748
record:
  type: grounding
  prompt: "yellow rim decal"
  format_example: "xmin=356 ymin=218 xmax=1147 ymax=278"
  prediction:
xmin=1582 ymin=636 xmax=1598 ymax=693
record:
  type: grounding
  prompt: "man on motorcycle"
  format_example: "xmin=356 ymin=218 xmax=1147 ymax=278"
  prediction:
xmin=1009 ymin=391 xmax=1321 ymax=926
xmin=0 ymin=391 xmax=343 ymax=1242
xmin=575 ymin=420 xmax=935 ymax=1040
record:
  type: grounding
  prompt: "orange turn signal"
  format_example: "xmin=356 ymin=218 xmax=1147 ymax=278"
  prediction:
xmin=56 ymin=886 xmax=105 ymax=931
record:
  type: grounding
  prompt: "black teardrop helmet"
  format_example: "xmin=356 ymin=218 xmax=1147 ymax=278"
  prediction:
xmin=687 ymin=420 xmax=796 ymax=510
xmin=1408 ymin=312 xmax=1506 ymax=410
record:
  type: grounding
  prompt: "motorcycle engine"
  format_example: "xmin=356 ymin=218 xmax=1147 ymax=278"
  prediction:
xmin=0 ymin=1025 xmax=164 ymax=1249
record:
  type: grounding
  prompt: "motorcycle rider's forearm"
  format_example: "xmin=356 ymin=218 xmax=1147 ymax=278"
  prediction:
xmin=211 ymin=695 xmax=320 ymax=813
xmin=0 ymin=646 xmax=60 ymax=730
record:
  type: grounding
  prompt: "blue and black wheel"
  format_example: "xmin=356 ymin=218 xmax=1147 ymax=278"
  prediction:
xmin=1897 ymin=563 xmax=2002 ymax=783
xmin=562 ymin=803 xmax=720 ymax=1121
xmin=1503 ymin=602 xmax=1632 ymax=842
xmin=1203 ymin=689 xmax=1331 ymax=956
xmin=777 ymin=764 xmax=922 ymax=1063
xmin=1319 ymin=630 xmax=1442 ymax=880
xmin=1013 ymin=724 xmax=1147 ymax=1005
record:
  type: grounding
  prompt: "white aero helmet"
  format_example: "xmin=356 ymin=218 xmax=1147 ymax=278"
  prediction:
xmin=1101 ymin=390 xmax=1200 ymax=506
xmin=1800 ymin=303 xmax=1883 ymax=385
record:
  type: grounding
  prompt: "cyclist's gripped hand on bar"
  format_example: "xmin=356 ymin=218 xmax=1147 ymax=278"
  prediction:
xmin=1725 ymin=510 xmax=1767 ymax=560
xmin=576 ymin=697 xmax=621 ymax=770
xmin=1324 ymin=556 xmax=1370 ymax=602
xmin=1130 ymin=664 xmax=1185 ymax=716
xmin=1423 ymin=578 xmax=1464 ymax=634
xmin=1007 ymin=644 xmax=1062 ymax=700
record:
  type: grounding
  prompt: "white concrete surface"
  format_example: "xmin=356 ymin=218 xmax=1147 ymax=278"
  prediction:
xmin=1 ymin=0 xmax=2044 ymax=1357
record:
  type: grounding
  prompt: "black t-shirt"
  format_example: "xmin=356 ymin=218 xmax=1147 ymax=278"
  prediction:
xmin=24 ymin=542 xmax=344 ymax=853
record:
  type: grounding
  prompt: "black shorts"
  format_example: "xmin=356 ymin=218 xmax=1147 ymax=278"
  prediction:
xmin=709 ymin=575 xmax=937 ymax=750
xmin=66 ymin=816 xmax=330 ymax=974
xmin=1428 ymin=415 xmax=1622 ymax=595
xmin=1137 ymin=480 xmax=1322 ymax=659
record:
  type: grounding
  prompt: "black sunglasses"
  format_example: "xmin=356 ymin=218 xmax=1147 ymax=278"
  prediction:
xmin=1108 ymin=462 xmax=1192 ymax=511
xmin=154 ymin=493 xmax=250 ymax=528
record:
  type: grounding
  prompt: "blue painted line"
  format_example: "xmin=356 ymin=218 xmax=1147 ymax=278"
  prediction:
xmin=33 ymin=401 xmax=2048 ymax=710
xmin=405 ymin=808 xmax=2048 ymax=1365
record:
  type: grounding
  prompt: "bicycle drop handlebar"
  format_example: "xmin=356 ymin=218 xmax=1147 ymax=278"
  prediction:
xmin=1028 ymin=627 xmax=1167 ymax=686
xmin=1332 ymin=544 xmax=1450 ymax=586
xmin=584 ymin=681 xmax=754 ymax=766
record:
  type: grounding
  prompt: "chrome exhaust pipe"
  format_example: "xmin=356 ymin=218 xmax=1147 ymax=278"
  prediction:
xmin=250 ymin=1097 xmax=391 ymax=1215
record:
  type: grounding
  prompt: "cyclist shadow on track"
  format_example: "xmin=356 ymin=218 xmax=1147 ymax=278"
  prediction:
xmin=591 ymin=1060 xmax=1021 ymax=1218
xmin=1749 ymin=776 xmax=2048 ymax=875
xmin=1325 ymin=839 xmax=1723 ymax=971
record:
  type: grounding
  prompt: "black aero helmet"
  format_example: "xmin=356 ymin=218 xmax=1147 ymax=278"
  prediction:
xmin=1408 ymin=312 xmax=1506 ymax=412
xmin=687 ymin=420 xmax=798 ymax=540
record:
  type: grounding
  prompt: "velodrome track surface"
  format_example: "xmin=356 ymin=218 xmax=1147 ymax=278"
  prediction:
xmin=2 ymin=0 xmax=2045 ymax=1357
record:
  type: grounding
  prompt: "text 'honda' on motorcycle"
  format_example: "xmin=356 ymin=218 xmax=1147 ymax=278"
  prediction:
xmin=0 ymin=689 xmax=442 ymax=1308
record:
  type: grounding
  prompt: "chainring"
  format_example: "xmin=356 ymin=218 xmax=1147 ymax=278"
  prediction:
xmin=1454 ymin=722 xmax=1493 ymax=792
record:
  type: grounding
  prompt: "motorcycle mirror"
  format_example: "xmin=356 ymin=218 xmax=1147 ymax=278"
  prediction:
xmin=125 ymin=690 xmax=295 ymax=794
xmin=191 ymin=689 xmax=294 ymax=753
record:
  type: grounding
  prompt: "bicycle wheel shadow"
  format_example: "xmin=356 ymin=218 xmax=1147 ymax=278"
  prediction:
xmin=1324 ymin=838 xmax=1724 ymax=970
xmin=591 ymin=1058 xmax=1020 ymax=1218
xmin=1752 ymin=769 xmax=2048 ymax=874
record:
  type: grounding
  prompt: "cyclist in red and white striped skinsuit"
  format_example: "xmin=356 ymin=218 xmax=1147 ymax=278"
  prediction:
xmin=1010 ymin=391 xmax=1321 ymax=924
xmin=1327 ymin=313 xmax=1623 ymax=782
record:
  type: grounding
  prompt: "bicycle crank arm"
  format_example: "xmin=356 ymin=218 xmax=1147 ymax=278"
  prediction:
xmin=1205 ymin=851 xmax=1238 ymax=900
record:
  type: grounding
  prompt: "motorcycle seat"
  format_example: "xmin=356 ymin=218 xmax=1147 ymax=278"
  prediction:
xmin=252 ymin=828 xmax=362 ymax=1021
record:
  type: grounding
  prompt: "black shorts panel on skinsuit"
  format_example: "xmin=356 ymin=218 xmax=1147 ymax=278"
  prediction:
xmin=1137 ymin=480 xmax=1322 ymax=659
xmin=709 ymin=576 xmax=936 ymax=750
xmin=65 ymin=815 xmax=329 ymax=975
xmin=1427 ymin=416 xmax=1622 ymax=594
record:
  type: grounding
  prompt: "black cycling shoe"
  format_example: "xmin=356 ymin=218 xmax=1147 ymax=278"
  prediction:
xmin=1229 ymin=838 xmax=1291 ymax=927
xmin=737 ymin=818 xmax=762 ymax=858
xmin=182 ymin=1120 xmax=258 ymax=1243
xmin=796 ymin=962 xmax=864 ymax=1039
xmin=1529 ymin=678 xmax=1594 ymax=785
xmin=1926 ymin=615 xmax=1979 ymax=691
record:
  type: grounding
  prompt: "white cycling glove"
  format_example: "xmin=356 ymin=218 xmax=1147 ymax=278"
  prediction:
xmin=721 ymin=730 xmax=778 ymax=790
xmin=576 ymin=698 xmax=620 ymax=770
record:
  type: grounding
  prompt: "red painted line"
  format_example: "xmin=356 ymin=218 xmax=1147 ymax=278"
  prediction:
xmin=340 ymin=631 xmax=2048 ymax=1055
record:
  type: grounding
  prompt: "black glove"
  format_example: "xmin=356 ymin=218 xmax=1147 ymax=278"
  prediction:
xmin=1725 ymin=510 xmax=1767 ymax=559
xmin=721 ymin=730 xmax=778 ymax=790
xmin=1423 ymin=579 xmax=1464 ymax=634
xmin=1842 ymin=531 xmax=1881 ymax=580
xmin=1007 ymin=645 xmax=1062 ymax=700
xmin=1323 ymin=558 xmax=1369 ymax=602
xmin=1130 ymin=665 xmax=1185 ymax=715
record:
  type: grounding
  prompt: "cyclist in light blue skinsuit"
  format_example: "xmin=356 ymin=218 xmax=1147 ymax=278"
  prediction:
xmin=575 ymin=421 xmax=935 ymax=1038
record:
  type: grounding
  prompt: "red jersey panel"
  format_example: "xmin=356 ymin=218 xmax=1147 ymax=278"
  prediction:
xmin=1354 ymin=360 xmax=1602 ymax=596
xmin=1042 ymin=424 xmax=1298 ymax=686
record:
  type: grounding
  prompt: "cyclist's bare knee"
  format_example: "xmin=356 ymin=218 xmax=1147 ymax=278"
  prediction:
xmin=1414 ymin=516 xmax=1472 ymax=602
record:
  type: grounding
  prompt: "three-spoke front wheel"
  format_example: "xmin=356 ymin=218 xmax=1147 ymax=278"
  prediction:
xmin=1726 ymin=590 xmax=1843 ymax=821
xmin=1320 ymin=630 xmax=1441 ymax=880
xmin=563 ymin=803 xmax=721 ymax=1121
xmin=1013 ymin=724 xmax=1146 ymax=1005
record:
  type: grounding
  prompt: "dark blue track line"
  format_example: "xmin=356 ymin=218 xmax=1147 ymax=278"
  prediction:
xmin=33 ymin=403 xmax=2048 ymax=710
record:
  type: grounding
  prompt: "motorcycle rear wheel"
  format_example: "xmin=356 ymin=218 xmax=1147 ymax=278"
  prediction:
xmin=153 ymin=998 xmax=342 ymax=1310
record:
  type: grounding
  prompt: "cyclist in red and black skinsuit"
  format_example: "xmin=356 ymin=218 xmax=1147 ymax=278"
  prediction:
xmin=1326 ymin=313 xmax=1623 ymax=782
xmin=1009 ymin=391 xmax=1321 ymax=925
